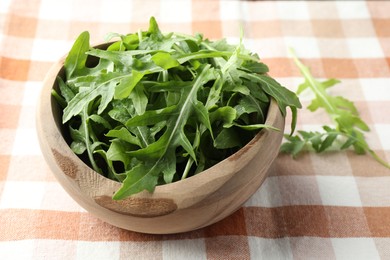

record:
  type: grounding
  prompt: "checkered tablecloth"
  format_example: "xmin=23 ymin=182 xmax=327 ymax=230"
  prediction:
xmin=1 ymin=0 xmax=390 ymax=259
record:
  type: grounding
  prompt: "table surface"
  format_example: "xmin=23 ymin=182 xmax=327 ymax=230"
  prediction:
xmin=1 ymin=0 xmax=390 ymax=259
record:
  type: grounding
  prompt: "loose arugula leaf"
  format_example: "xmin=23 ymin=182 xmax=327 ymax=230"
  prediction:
xmin=283 ymin=49 xmax=390 ymax=169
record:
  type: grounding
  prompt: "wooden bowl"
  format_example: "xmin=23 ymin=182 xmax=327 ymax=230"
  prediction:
xmin=36 ymin=44 xmax=285 ymax=234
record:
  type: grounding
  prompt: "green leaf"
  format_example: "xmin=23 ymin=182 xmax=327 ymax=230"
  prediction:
xmin=340 ymin=137 xmax=356 ymax=150
xmin=89 ymin=114 xmax=112 ymax=129
xmin=106 ymin=139 xmax=131 ymax=167
xmin=193 ymin=101 xmax=213 ymax=136
xmin=319 ymin=133 xmax=338 ymax=152
xmin=129 ymin=84 xmax=148 ymax=115
xmin=70 ymin=140 xmax=86 ymax=155
xmin=106 ymin=127 xmax=141 ymax=147
xmin=151 ymin=52 xmax=180 ymax=70
xmin=256 ymin=75 xmax=302 ymax=116
xmin=296 ymin=81 xmax=309 ymax=95
xmin=112 ymin=161 xmax=161 ymax=200
xmin=214 ymin=128 xmax=241 ymax=149
xmin=148 ymin=16 xmax=163 ymax=38
xmin=87 ymin=48 xmax=156 ymax=68
xmin=235 ymin=95 xmax=265 ymax=121
xmin=162 ymin=150 xmax=176 ymax=183
xmin=57 ymin=76 xmax=75 ymax=103
xmin=240 ymin=60 xmax=269 ymax=74
xmin=176 ymin=50 xmax=231 ymax=64
xmin=210 ymin=106 xmax=237 ymax=128
xmin=63 ymin=72 xmax=123 ymax=123
xmin=125 ymin=105 xmax=178 ymax=127
xmin=114 ymin=70 xmax=144 ymax=99
xmin=280 ymin=137 xmax=306 ymax=157
xmin=321 ymin=78 xmax=340 ymax=89
xmin=64 ymin=31 xmax=90 ymax=79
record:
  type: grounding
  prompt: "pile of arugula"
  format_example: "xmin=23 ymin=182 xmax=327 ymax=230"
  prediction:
xmin=52 ymin=17 xmax=301 ymax=200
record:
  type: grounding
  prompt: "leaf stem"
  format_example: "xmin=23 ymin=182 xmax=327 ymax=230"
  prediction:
xmin=181 ymin=158 xmax=194 ymax=180
xmin=82 ymin=107 xmax=101 ymax=173
xmin=289 ymin=48 xmax=336 ymax=115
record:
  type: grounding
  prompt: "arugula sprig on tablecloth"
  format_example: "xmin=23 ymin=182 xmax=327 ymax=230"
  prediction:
xmin=281 ymin=49 xmax=390 ymax=169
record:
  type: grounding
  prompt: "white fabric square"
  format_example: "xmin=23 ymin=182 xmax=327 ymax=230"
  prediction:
xmin=225 ymin=36 xmax=241 ymax=46
xmin=40 ymin=182 xmax=83 ymax=212
xmin=336 ymin=1 xmax=370 ymax=19
xmin=12 ymin=128 xmax=41 ymax=155
xmin=278 ymin=176 xmax=323 ymax=206
xmin=0 ymin=79 xmax=25 ymax=105
xmin=162 ymin=239 xmax=207 ymax=260
xmin=39 ymin=0 xmax=72 ymax=20
xmin=100 ymin=0 xmax=133 ymax=23
xmin=76 ymin=241 xmax=120 ymax=260
xmin=276 ymin=77 xmax=303 ymax=95
xmin=331 ymin=238 xmax=380 ymax=260
xmin=316 ymin=176 xmax=362 ymax=207
xmin=251 ymin=38 xmax=287 ymax=58
xmin=34 ymin=239 xmax=77 ymax=259
xmin=1 ymin=35 xmax=32 ymax=60
xmin=0 ymin=129 xmax=16 ymax=155
xmin=347 ymin=38 xmax=384 ymax=58
xmin=31 ymin=39 xmax=72 ymax=62
xmin=0 ymin=240 xmax=34 ymax=259
xmin=160 ymin=0 xmax=192 ymax=23
xmin=374 ymin=124 xmax=390 ymax=150
xmin=290 ymin=237 xmax=335 ymax=259
xmin=0 ymin=181 xmax=46 ymax=209
xmin=22 ymin=81 xmax=42 ymax=106
xmin=241 ymin=1 xmax=278 ymax=21
xmin=248 ymin=237 xmax=293 ymax=259
xmin=360 ymin=78 xmax=390 ymax=101
xmin=0 ymin=0 xmax=12 ymax=13
xmin=284 ymin=37 xmax=320 ymax=58
xmin=356 ymin=177 xmax=390 ymax=207
xmin=245 ymin=177 xmax=283 ymax=207
xmin=220 ymin=0 xmax=244 ymax=20
xmin=276 ymin=2 xmax=310 ymax=20
xmin=317 ymin=38 xmax=349 ymax=58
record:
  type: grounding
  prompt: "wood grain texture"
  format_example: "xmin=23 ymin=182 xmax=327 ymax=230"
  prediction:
xmin=36 ymin=43 xmax=285 ymax=234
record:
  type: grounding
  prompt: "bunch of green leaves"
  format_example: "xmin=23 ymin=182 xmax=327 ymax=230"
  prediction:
xmin=281 ymin=49 xmax=390 ymax=169
xmin=52 ymin=17 xmax=301 ymax=200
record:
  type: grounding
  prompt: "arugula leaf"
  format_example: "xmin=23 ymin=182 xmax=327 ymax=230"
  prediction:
xmin=114 ymin=70 xmax=144 ymax=99
xmin=283 ymin=49 xmax=390 ymax=169
xmin=112 ymin=161 xmax=161 ymax=199
xmin=63 ymin=72 xmax=124 ymax=123
xmin=64 ymin=31 xmax=90 ymax=79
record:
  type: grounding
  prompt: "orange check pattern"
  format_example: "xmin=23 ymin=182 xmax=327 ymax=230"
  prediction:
xmin=1 ymin=0 xmax=390 ymax=259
